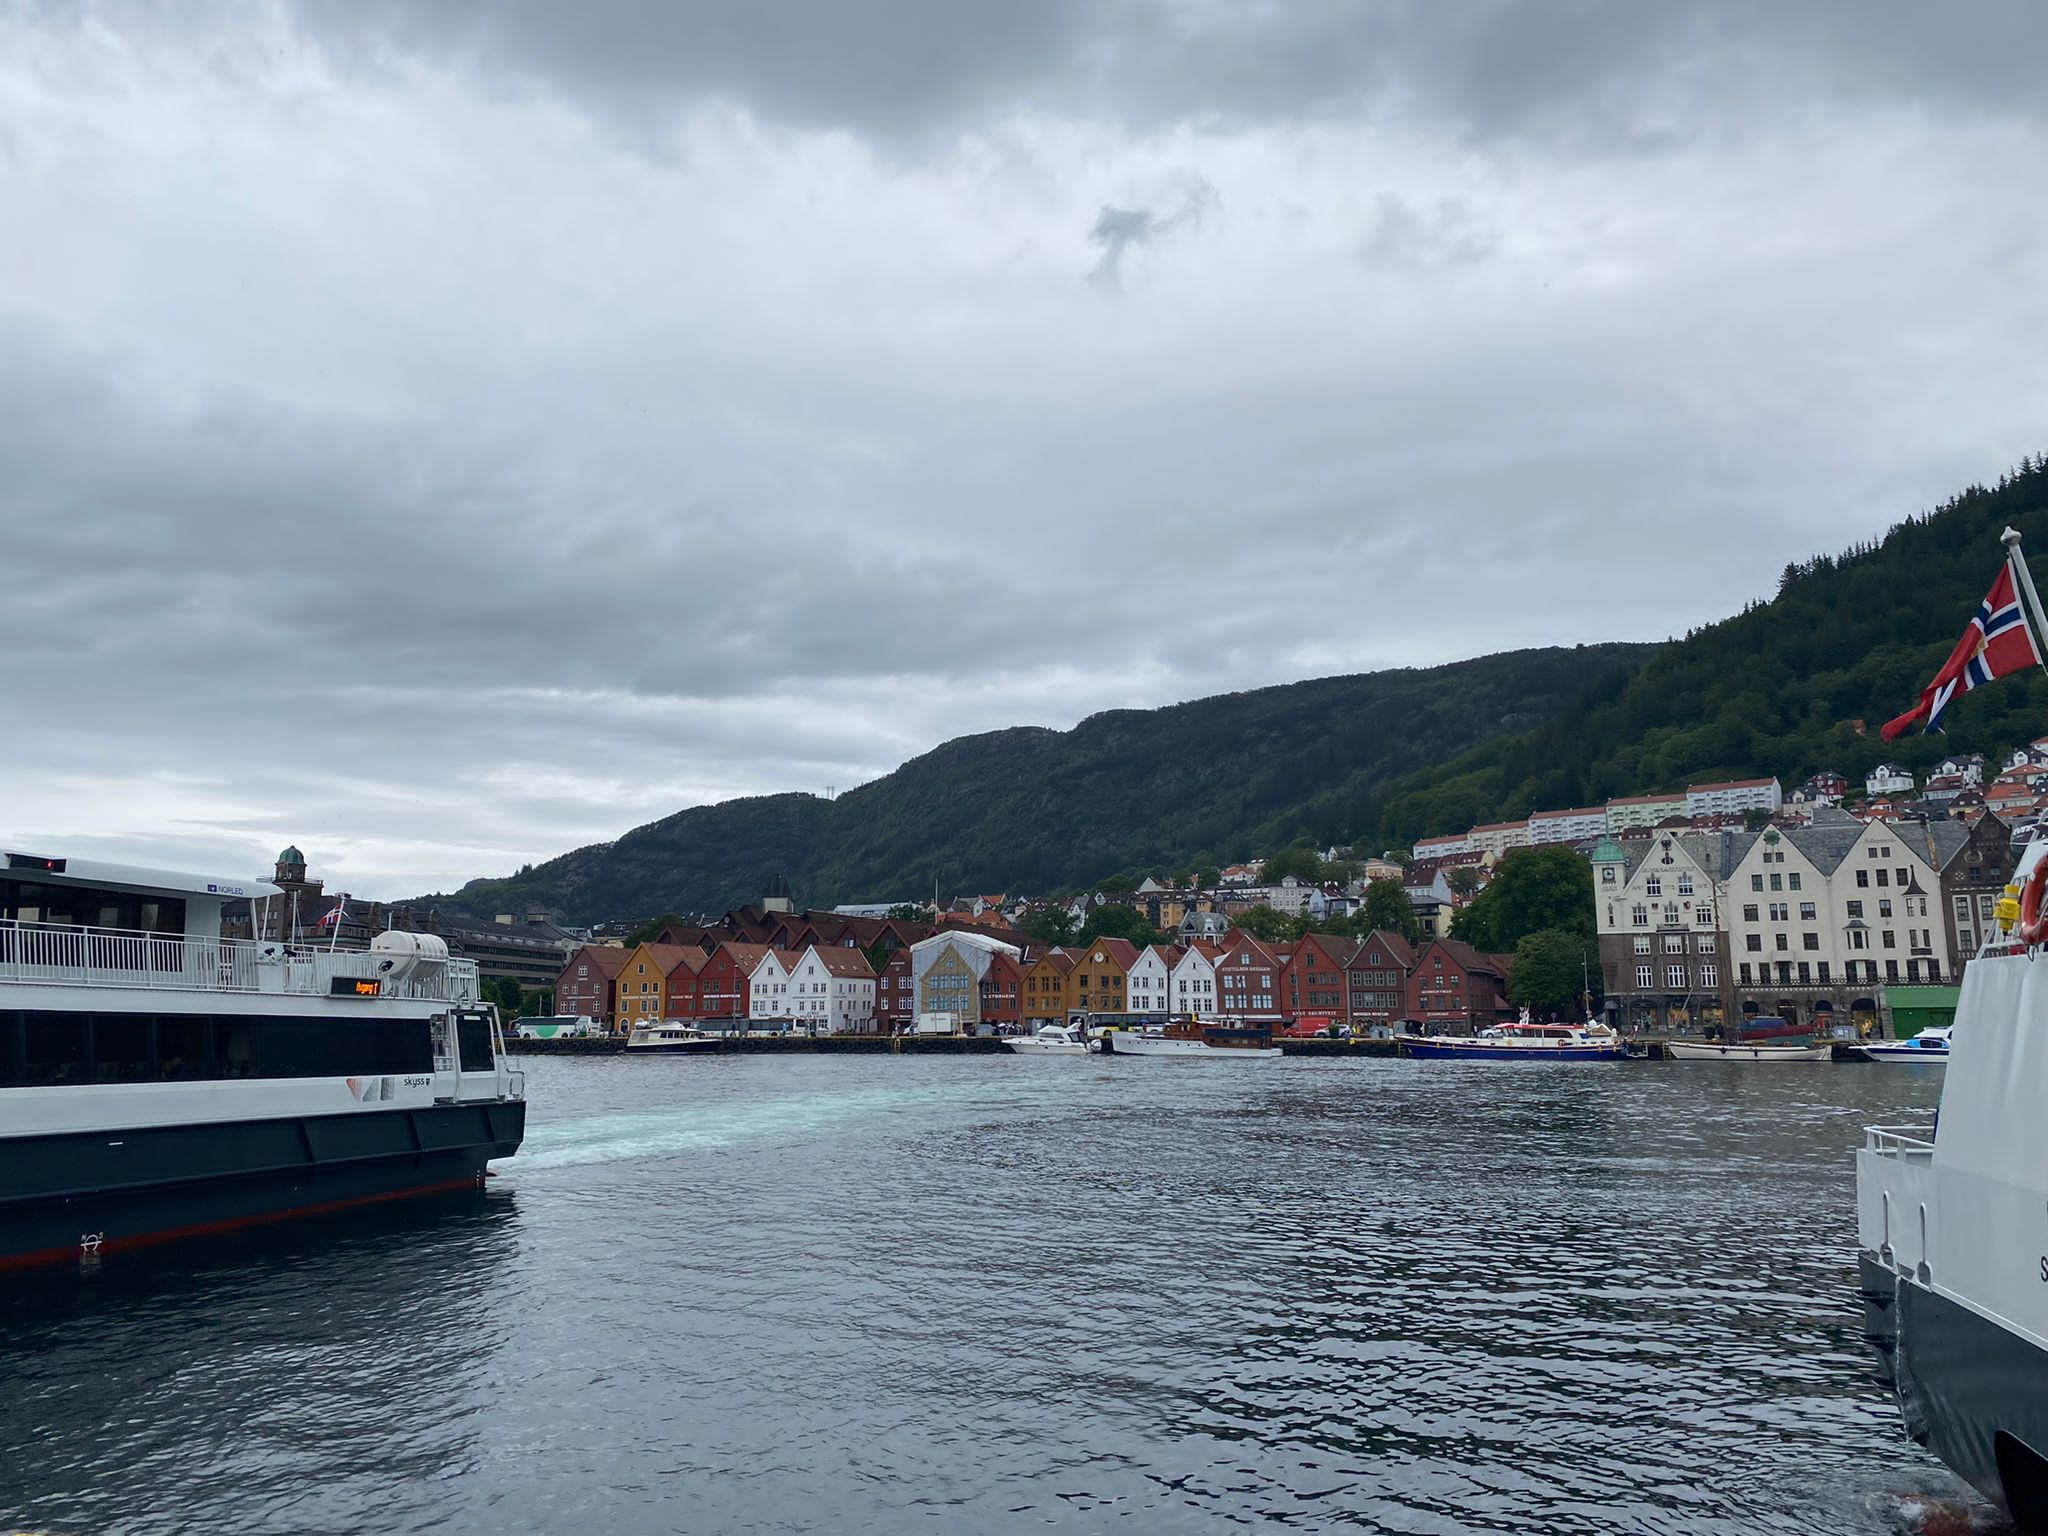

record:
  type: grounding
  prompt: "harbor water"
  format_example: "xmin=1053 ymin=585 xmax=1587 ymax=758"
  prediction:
xmin=0 ymin=1055 xmax=1960 ymax=1534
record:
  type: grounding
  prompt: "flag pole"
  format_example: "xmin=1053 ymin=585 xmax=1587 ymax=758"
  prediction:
xmin=2000 ymin=527 xmax=2048 ymax=679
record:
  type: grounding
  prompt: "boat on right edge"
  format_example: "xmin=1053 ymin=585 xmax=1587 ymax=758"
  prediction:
xmin=1856 ymin=526 xmax=2048 ymax=1524
xmin=1847 ymin=1025 xmax=1950 ymax=1064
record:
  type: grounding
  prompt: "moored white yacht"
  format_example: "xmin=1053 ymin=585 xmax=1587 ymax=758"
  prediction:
xmin=0 ymin=849 xmax=526 ymax=1271
xmin=1092 ymin=1018 xmax=1280 ymax=1059
xmin=1005 ymin=1023 xmax=1088 ymax=1055
xmin=624 ymin=1021 xmax=720 ymax=1054
xmin=1849 ymin=1025 xmax=1950 ymax=1064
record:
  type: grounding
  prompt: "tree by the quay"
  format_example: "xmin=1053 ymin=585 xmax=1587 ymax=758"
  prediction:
xmin=1357 ymin=877 xmax=1421 ymax=943
xmin=1506 ymin=928 xmax=1598 ymax=1016
xmin=1232 ymin=904 xmax=1298 ymax=944
xmin=1451 ymin=845 xmax=1594 ymax=952
xmin=1078 ymin=903 xmax=1168 ymax=948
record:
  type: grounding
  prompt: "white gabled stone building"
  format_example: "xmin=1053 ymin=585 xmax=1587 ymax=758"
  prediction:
xmin=1726 ymin=814 xmax=1954 ymax=1031
xmin=1593 ymin=830 xmax=1743 ymax=1034
xmin=1125 ymin=944 xmax=1177 ymax=1019
xmin=748 ymin=949 xmax=803 ymax=1026
xmin=1171 ymin=944 xmax=1219 ymax=1019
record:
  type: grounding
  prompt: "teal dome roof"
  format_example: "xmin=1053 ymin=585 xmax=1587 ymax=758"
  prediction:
xmin=1589 ymin=837 xmax=1627 ymax=863
xmin=277 ymin=845 xmax=305 ymax=866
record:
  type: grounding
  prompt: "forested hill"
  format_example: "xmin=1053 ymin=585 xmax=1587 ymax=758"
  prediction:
xmin=438 ymin=644 xmax=1646 ymax=923
xmin=1363 ymin=455 xmax=2048 ymax=846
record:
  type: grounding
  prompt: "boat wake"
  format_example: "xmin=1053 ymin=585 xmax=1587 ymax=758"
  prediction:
xmin=505 ymin=1082 xmax=1005 ymax=1172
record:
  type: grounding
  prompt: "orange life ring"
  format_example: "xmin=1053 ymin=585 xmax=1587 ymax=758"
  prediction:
xmin=2020 ymin=863 xmax=2048 ymax=947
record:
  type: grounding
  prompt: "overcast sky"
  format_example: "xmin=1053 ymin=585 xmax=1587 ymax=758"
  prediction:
xmin=4 ymin=2 xmax=2046 ymax=899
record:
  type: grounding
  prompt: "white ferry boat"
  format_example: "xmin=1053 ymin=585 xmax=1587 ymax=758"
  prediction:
xmin=1858 ymin=857 xmax=2048 ymax=1519
xmin=0 ymin=850 xmax=525 ymax=1271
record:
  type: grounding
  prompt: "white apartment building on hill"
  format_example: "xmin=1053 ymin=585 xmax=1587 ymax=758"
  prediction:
xmin=1686 ymin=777 xmax=1783 ymax=819
xmin=1528 ymin=806 xmax=1607 ymax=846
xmin=1605 ymin=793 xmax=1687 ymax=832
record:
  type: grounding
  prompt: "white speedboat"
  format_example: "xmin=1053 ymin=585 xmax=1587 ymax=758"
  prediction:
xmin=1093 ymin=1020 xmax=1280 ymax=1059
xmin=1665 ymin=1038 xmax=1832 ymax=1062
xmin=1005 ymin=1024 xmax=1088 ymax=1055
xmin=625 ymin=1022 xmax=720 ymax=1054
xmin=1850 ymin=1025 xmax=1950 ymax=1064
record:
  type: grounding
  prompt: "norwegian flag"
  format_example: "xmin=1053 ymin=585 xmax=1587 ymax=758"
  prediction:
xmin=318 ymin=902 xmax=346 ymax=928
xmin=1883 ymin=563 xmax=2043 ymax=740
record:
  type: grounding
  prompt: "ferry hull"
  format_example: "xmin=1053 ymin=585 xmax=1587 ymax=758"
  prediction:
xmin=1860 ymin=1253 xmax=2048 ymax=1523
xmin=0 ymin=1100 xmax=526 ymax=1271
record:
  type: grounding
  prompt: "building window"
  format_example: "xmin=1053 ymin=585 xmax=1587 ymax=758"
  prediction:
xmin=1738 ymin=963 xmax=1752 ymax=983
xmin=1745 ymin=935 xmax=1763 ymax=952
xmin=1664 ymin=935 xmax=1683 ymax=954
xmin=1636 ymin=965 xmax=1654 ymax=988
xmin=1959 ymin=928 xmax=1975 ymax=950
xmin=1882 ymin=930 xmax=1896 ymax=949
xmin=1751 ymin=875 xmax=1764 ymax=892
xmin=1802 ymin=933 xmax=1819 ymax=952
xmin=1788 ymin=873 xmax=1802 ymax=891
xmin=1677 ymin=874 xmax=1694 ymax=896
xmin=1797 ymin=962 xmax=1811 ymax=983
xmin=1632 ymin=905 xmax=1648 ymax=927
xmin=1769 ymin=874 xmax=1783 ymax=891
xmin=1857 ymin=870 xmax=1869 ymax=888
xmin=1743 ymin=904 xmax=1760 ymax=922
xmin=1847 ymin=900 xmax=1864 ymax=919
xmin=1663 ymin=964 xmax=1683 ymax=988
xmin=1646 ymin=877 xmax=1662 ymax=897
xmin=1768 ymin=902 xmax=1787 ymax=922
xmin=1876 ymin=870 xmax=1890 ymax=888
xmin=1701 ymin=963 xmax=1718 ymax=985
xmin=1799 ymin=902 xmax=1816 ymax=921
xmin=1697 ymin=935 xmax=1714 ymax=954
xmin=1774 ymin=934 xmax=1789 ymax=951
xmin=1663 ymin=903 xmax=1680 ymax=926
xmin=1817 ymin=962 xmax=1830 ymax=982
xmin=1879 ymin=899 xmax=1893 ymax=918
xmin=1633 ymin=936 xmax=1651 ymax=955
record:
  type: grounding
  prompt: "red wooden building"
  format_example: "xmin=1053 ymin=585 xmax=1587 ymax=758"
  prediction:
xmin=1407 ymin=939 xmax=1515 ymax=1035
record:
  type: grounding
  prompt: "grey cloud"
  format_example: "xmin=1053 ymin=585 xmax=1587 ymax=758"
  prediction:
xmin=1358 ymin=195 xmax=1494 ymax=274
xmin=1086 ymin=178 xmax=1216 ymax=291
xmin=250 ymin=0 xmax=2048 ymax=146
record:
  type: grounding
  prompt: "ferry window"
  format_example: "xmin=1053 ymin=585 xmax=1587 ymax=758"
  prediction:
xmin=157 ymin=1014 xmax=212 ymax=1079
xmin=218 ymin=1017 xmax=260 ymax=1078
xmin=0 ymin=1012 xmax=23 ymax=1086
xmin=22 ymin=1013 xmax=86 ymax=1084
xmin=91 ymin=1013 xmax=152 ymax=1082
xmin=456 ymin=1011 xmax=495 ymax=1072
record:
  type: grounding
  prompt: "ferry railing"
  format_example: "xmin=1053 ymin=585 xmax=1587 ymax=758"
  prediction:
xmin=0 ymin=921 xmax=481 ymax=1002
xmin=1864 ymin=1123 xmax=1936 ymax=1160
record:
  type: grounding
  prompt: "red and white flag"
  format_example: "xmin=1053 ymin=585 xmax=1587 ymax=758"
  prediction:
xmin=1883 ymin=564 xmax=2042 ymax=739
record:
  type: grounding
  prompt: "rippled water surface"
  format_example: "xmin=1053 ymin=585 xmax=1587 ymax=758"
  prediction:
xmin=0 ymin=1055 xmax=1964 ymax=1534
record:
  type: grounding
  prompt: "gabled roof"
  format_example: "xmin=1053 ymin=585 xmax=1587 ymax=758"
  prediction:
xmin=1028 ymin=950 xmax=1077 ymax=974
xmin=636 ymin=942 xmax=703 ymax=976
xmin=714 ymin=942 xmax=778 ymax=971
xmin=1346 ymin=930 xmax=1415 ymax=968
xmin=1077 ymin=937 xmax=1139 ymax=969
xmin=807 ymin=946 xmax=877 ymax=978
xmin=565 ymin=943 xmax=631 ymax=977
xmin=1291 ymin=931 xmax=1360 ymax=965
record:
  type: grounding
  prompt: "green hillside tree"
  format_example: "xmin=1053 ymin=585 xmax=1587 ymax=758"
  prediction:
xmin=1452 ymin=846 xmax=1594 ymax=953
